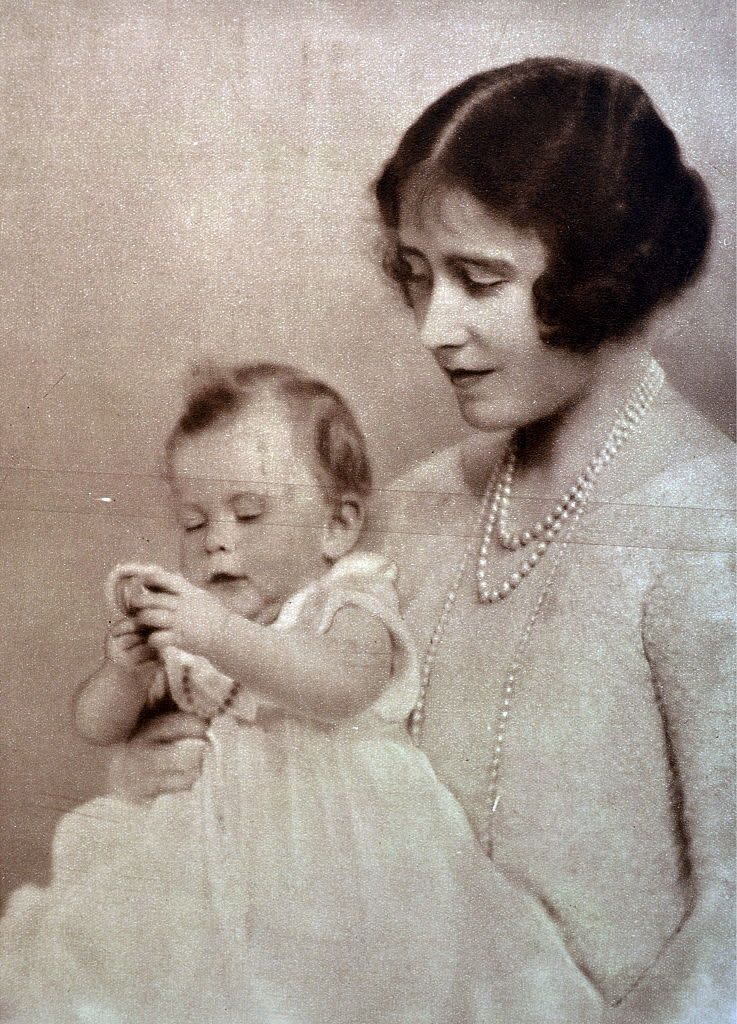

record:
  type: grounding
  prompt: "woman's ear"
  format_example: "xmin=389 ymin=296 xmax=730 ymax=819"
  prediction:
xmin=321 ymin=494 xmax=365 ymax=561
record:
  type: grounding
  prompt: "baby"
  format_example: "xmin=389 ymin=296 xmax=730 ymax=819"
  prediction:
xmin=0 ymin=362 xmax=597 ymax=1024
xmin=75 ymin=360 xmax=383 ymax=744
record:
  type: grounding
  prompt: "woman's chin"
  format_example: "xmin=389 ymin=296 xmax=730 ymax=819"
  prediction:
xmin=454 ymin=394 xmax=521 ymax=434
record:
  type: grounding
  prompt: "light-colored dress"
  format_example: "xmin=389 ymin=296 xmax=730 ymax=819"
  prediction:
xmin=380 ymin=411 xmax=735 ymax=1019
xmin=0 ymin=553 xmax=600 ymax=1024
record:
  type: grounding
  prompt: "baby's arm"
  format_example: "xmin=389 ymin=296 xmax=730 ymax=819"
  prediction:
xmin=217 ymin=604 xmax=393 ymax=721
xmin=74 ymin=617 xmax=157 ymax=744
xmin=129 ymin=569 xmax=393 ymax=721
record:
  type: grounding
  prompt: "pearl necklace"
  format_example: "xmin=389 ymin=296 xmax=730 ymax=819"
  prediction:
xmin=477 ymin=359 xmax=664 ymax=603
xmin=410 ymin=358 xmax=665 ymax=856
xmin=409 ymin=486 xmax=585 ymax=856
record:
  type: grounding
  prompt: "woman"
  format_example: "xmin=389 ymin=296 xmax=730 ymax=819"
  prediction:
xmin=113 ymin=58 xmax=734 ymax=1021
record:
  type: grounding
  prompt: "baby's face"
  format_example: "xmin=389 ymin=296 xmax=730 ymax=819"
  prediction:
xmin=169 ymin=398 xmax=336 ymax=624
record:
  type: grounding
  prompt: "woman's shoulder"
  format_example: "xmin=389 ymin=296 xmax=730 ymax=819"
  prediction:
xmin=376 ymin=436 xmax=507 ymax=555
xmin=594 ymin=387 xmax=734 ymax=569
xmin=620 ymin=384 xmax=734 ymax=513
xmin=372 ymin=443 xmax=468 ymax=551
xmin=633 ymin=387 xmax=734 ymax=643
xmin=371 ymin=441 xmax=480 ymax=593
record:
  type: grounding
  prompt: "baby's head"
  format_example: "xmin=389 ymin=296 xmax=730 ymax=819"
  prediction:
xmin=165 ymin=362 xmax=372 ymax=624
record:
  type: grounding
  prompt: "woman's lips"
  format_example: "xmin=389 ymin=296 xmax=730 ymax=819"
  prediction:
xmin=446 ymin=368 xmax=496 ymax=387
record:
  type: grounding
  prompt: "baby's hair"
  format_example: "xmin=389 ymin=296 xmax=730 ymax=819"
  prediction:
xmin=166 ymin=361 xmax=372 ymax=504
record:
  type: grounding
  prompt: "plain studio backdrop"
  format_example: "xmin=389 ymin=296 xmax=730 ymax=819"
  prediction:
xmin=0 ymin=0 xmax=734 ymax=906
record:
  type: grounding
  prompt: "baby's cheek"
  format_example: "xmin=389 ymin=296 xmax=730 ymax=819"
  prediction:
xmin=179 ymin=557 xmax=206 ymax=587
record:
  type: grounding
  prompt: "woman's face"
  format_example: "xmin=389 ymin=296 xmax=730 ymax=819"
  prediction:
xmin=395 ymin=185 xmax=600 ymax=433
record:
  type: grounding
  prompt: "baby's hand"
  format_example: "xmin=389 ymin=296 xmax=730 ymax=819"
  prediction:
xmin=106 ymin=617 xmax=156 ymax=672
xmin=127 ymin=568 xmax=230 ymax=659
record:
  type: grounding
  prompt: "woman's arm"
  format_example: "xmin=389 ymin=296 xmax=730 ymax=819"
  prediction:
xmin=607 ymin=558 xmax=736 ymax=1024
xmin=129 ymin=569 xmax=393 ymax=721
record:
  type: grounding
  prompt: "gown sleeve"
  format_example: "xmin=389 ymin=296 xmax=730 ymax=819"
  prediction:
xmin=272 ymin=552 xmax=421 ymax=724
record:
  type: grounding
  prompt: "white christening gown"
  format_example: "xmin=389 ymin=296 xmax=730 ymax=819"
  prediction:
xmin=0 ymin=554 xmax=600 ymax=1024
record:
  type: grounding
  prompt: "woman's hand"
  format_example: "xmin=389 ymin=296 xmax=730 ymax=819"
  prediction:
xmin=107 ymin=711 xmax=208 ymax=802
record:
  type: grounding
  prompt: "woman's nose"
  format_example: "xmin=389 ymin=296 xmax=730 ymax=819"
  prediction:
xmin=418 ymin=281 xmax=468 ymax=351
xmin=204 ymin=519 xmax=236 ymax=554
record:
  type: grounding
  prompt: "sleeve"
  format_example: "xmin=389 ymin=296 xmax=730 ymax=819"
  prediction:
xmin=160 ymin=647 xmax=259 ymax=723
xmin=640 ymin=553 xmax=735 ymax=894
xmin=276 ymin=552 xmax=421 ymax=723
xmin=622 ymin=552 xmax=736 ymax=1023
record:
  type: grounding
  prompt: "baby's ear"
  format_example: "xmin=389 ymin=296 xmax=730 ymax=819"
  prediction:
xmin=321 ymin=494 xmax=365 ymax=561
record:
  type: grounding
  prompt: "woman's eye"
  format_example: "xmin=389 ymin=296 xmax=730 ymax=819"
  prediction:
xmin=236 ymin=511 xmax=261 ymax=523
xmin=184 ymin=522 xmax=204 ymax=533
xmin=404 ymin=264 xmax=431 ymax=284
xmin=393 ymin=258 xmax=431 ymax=308
xmin=405 ymin=266 xmax=431 ymax=286
xmin=460 ymin=269 xmax=504 ymax=293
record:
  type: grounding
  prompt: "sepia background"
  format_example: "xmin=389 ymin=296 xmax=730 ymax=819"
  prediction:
xmin=1 ymin=0 xmax=734 ymax=905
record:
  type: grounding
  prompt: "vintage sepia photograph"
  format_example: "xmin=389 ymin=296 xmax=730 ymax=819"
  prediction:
xmin=0 ymin=1 xmax=734 ymax=1021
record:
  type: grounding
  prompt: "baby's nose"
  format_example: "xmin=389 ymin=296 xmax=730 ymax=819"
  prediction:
xmin=204 ymin=519 xmax=236 ymax=554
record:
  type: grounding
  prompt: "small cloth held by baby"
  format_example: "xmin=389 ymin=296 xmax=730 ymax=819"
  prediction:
xmin=106 ymin=563 xmax=259 ymax=722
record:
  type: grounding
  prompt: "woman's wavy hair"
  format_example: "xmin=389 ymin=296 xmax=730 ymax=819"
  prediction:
xmin=166 ymin=361 xmax=372 ymax=503
xmin=374 ymin=57 xmax=714 ymax=351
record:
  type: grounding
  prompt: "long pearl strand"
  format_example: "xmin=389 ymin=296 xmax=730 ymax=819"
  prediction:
xmin=409 ymin=482 xmax=586 ymax=856
xmin=477 ymin=359 xmax=664 ymax=603
xmin=410 ymin=358 xmax=665 ymax=856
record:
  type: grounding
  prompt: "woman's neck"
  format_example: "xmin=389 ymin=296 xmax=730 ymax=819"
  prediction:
xmin=459 ymin=337 xmax=665 ymax=513
xmin=516 ymin=343 xmax=653 ymax=498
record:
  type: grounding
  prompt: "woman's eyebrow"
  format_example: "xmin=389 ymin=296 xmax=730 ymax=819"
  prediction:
xmin=397 ymin=244 xmax=516 ymax=276
xmin=447 ymin=253 xmax=516 ymax=275
xmin=396 ymin=244 xmax=429 ymax=260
